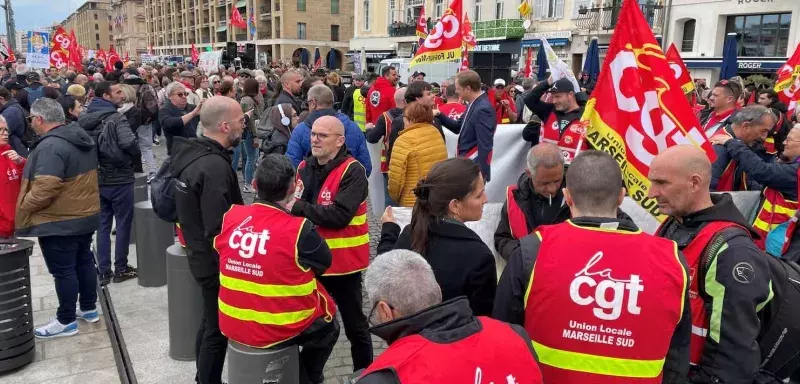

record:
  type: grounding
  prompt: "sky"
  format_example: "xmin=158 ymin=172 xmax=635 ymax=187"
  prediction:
xmin=5 ymin=0 xmax=88 ymax=33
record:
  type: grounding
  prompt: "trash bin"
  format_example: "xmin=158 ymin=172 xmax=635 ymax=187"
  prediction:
xmin=134 ymin=201 xmax=172 ymax=287
xmin=167 ymin=244 xmax=204 ymax=361
xmin=227 ymin=341 xmax=299 ymax=384
xmin=130 ymin=173 xmax=149 ymax=245
xmin=0 ymin=239 xmax=36 ymax=373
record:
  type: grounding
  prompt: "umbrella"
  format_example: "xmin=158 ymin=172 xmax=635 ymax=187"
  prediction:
xmin=535 ymin=42 xmax=548 ymax=81
xmin=583 ymin=38 xmax=600 ymax=82
xmin=300 ymin=48 xmax=309 ymax=66
xmin=313 ymin=47 xmax=321 ymax=69
xmin=720 ymin=33 xmax=738 ymax=80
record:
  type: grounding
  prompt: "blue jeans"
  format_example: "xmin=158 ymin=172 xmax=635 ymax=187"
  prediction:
xmin=97 ymin=183 xmax=134 ymax=276
xmin=383 ymin=173 xmax=396 ymax=207
xmin=39 ymin=234 xmax=97 ymax=324
xmin=231 ymin=131 xmax=258 ymax=186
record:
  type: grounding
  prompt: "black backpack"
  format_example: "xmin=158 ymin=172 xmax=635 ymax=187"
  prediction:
xmin=96 ymin=114 xmax=128 ymax=166
xmin=14 ymin=105 xmax=36 ymax=148
xmin=150 ymin=153 xmax=210 ymax=223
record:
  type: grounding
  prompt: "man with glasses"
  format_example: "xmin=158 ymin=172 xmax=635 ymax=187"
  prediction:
xmin=698 ymin=80 xmax=741 ymax=137
xmin=707 ymin=105 xmax=777 ymax=192
xmin=158 ymin=82 xmax=203 ymax=154
xmin=359 ymin=249 xmax=543 ymax=383
xmin=17 ymin=98 xmax=100 ymax=338
xmin=291 ymin=115 xmax=373 ymax=373
xmin=172 ymin=96 xmax=245 ymax=384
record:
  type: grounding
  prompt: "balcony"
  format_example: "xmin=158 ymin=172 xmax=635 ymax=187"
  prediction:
xmin=473 ymin=19 xmax=525 ymax=40
xmin=258 ymin=30 xmax=272 ymax=39
xmin=387 ymin=22 xmax=416 ymax=37
xmin=575 ymin=3 xmax=664 ymax=33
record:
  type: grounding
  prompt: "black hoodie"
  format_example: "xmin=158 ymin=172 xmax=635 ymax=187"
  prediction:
xmin=171 ymin=136 xmax=243 ymax=279
xmin=657 ymin=194 xmax=774 ymax=384
xmin=767 ymin=99 xmax=791 ymax=155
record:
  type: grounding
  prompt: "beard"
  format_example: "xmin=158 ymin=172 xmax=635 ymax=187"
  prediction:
xmin=227 ymin=131 xmax=243 ymax=149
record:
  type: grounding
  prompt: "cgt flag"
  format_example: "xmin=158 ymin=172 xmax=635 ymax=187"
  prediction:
xmin=410 ymin=0 xmax=462 ymax=68
xmin=50 ymin=26 xmax=70 ymax=69
xmin=665 ymin=43 xmax=694 ymax=94
xmin=775 ymin=42 xmax=800 ymax=118
xmin=416 ymin=6 xmax=428 ymax=47
xmin=580 ymin=0 xmax=716 ymax=221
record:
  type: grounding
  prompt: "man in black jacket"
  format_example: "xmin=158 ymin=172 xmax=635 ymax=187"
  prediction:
xmin=77 ymin=81 xmax=141 ymax=285
xmin=649 ymin=145 xmax=784 ymax=383
xmin=756 ymin=89 xmax=792 ymax=156
xmin=275 ymin=70 xmax=303 ymax=114
xmin=172 ymin=96 xmax=244 ymax=384
xmin=291 ymin=116 xmax=373 ymax=372
xmin=158 ymin=81 xmax=202 ymax=155
xmin=341 ymin=74 xmax=365 ymax=119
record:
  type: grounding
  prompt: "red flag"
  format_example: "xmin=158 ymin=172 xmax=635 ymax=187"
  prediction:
xmin=96 ymin=48 xmax=107 ymax=68
xmin=524 ymin=47 xmax=533 ymax=78
xmin=775 ymin=43 xmax=800 ymax=118
xmin=581 ymin=0 xmax=715 ymax=221
xmin=5 ymin=42 xmax=15 ymax=63
xmin=459 ymin=46 xmax=469 ymax=72
xmin=416 ymin=6 xmax=428 ymax=47
xmin=230 ymin=6 xmax=247 ymax=29
xmin=665 ymin=44 xmax=695 ymax=94
xmin=461 ymin=13 xmax=476 ymax=50
xmin=68 ymin=30 xmax=82 ymax=71
xmin=191 ymin=43 xmax=199 ymax=63
xmin=411 ymin=0 xmax=462 ymax=67
xmin=106 ymin=45 xmax=120 ymax=72
xmin=50 ymin=26 xmax=70 ymax=69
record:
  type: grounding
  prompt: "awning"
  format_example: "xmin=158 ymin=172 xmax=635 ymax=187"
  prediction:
xmin=521 ymin=38 xmax=570 ymax=48
xmin=346 ymin=50 xmax=394 ymax=59
xmin=235 ymin=0 xmax=247 ymax=8
xmin=216 ymin=26 xmax=228 ymax=32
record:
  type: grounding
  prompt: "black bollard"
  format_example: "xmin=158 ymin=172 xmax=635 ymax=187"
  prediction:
xmin=227 ymin=341 xmax=299 ymax=384
xmin=134 ymin=201 xmax=172 ymax=287
xmin=130 ymin=173 xmax=149 ymax=245
xmin=166 ymin=244 xmax=204 ymax=361
xmin=0 ymin=239 xmax=36 ymax=373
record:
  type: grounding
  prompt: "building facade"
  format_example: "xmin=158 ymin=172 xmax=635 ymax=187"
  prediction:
xmin=665 ymin=0 xmax=800 ymax=84
xmin=111 ymin=0 xmax=149 ymax=58
xmin=63 ymin=0 xmax=113 ymax=51
xmin=144 ymin=0 xmax=352 ymax=69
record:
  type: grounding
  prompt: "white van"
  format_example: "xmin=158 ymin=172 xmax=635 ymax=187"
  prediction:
xmin=377 ymin=58 xmax=460 ymax=85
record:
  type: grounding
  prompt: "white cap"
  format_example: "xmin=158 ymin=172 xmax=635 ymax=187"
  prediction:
xmin=493 ymin=78 xmax=506 ymax=86
xmin=515 ymin=85 xmax=524 ymax=93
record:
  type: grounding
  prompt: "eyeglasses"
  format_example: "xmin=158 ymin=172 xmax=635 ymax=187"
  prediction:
xmin=213 ymin=81 xmax=220 ymax=84
xmin=0 ymin=128 xmax=8 ymax=135
xmin=26 ymin=115 xmax=40 ymax=123
xmin=173 ymin=92 xmax=189 ymax=98
xmin=367 ymin=301 xmax=394 ymax=327
xmin=310 ymin=131 xmax=341 ymax=140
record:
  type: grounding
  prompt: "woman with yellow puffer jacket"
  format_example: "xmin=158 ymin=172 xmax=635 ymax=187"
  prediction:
xmin=388 ymin=102 xmax=448 ymax=207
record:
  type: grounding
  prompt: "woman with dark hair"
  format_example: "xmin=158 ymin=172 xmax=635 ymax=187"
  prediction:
xmin=378 ymin=158 xmax=496 ymax=315
xmin=219 ymin=80 xmax=236 ymax=99
xmin=57 ymin=94 xmax=84 ymax=122
xmin=231 ymin=78 xmax=264 ymax=193
xmin=194 ymin=75 xmax=211 ymax=100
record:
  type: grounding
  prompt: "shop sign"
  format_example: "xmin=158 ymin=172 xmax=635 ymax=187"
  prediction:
xmin=739 ymin=61 xmax=762 ymax=69
xmin=737 ymin=0 xmax=772 ymax=3
xmin=475 ymin=44 xmax=501 ymax=52
xmin=523 ymin=31 xmax=572 ymax=40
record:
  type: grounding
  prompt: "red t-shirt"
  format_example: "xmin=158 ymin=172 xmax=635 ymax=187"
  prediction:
xmin=488 ymin=89 xmax=517 ymax=124
xmin=439 ymin=102 xmax=466 ymax=120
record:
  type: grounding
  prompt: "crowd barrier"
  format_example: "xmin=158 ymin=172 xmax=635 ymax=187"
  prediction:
xmin=166 ymin=243 xmax=204 ymax=361
xmin=367 ymin=124 xmax=765 ymax=274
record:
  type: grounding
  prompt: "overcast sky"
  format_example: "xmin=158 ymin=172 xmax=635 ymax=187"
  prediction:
xmin=5 ymin=0 xmax=88 ymax=32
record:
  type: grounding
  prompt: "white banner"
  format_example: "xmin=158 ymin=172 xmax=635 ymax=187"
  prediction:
xmin=198 ymin=51 xmax=222 ymax=74
xmin=541 ymin=37 xmax=580 ymax=92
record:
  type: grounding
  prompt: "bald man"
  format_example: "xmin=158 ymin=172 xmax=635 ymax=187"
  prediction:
xmin=366 ymin=87 xmax=407 ymax=206
xmin=291 ymin=114 xmax=373 ymax=371
xmin=276 ymin=70 xmax=303 ymax=113
xmin=649 ymin=145 xmax=783 ymax=383
xmin=171 ymin=95 xmax=245 ymax=384
xmin=494 ymin=143 xmax=632 ymax=260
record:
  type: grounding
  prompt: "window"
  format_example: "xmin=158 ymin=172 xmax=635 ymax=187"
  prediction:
xmin=331 ymin=25 xmax=340 ymax=41
xmin=95 ymin=23 xmax=99 ymax=30
xmin=681 ymin=19 xmax=695 ymax=52
xmin=435 ymin=0 xmax=443 ymax=18
xmin=297 ymin=22 xmax=306 ymax=39
xmin=474 ymin=0 xmax=482 ymax=21
xmin=94 ymin=13 xmax=98 ymax=20
xmin=331 ymin=0 xmax=339 ymax=14
xmin=96 ymin=43 xmax=100 ymax=49
xmin=96 ymin=33 xmax=100 ymax=40
xmin=725 ymin=13 xmax=791 ymax=57
xmin=297 ymin=0 xmax=305 ymax=11
xmin=535 ymin=0 xmax=564 ymax=20
xmin=363 ymin=0 xmax=370 ymax=31
xmin=389 ymin=0 xmax=397 ymax=23
xmin=495 ymin=0 xmax=503 ymax=19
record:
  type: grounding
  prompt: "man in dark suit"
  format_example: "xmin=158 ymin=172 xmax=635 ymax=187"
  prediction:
xmin=436 ymin=70 xmax=496 ymax=181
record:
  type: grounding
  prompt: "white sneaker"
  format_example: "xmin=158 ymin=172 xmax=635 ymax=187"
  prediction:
xmin=35 ymin=318 xmax=78 ymax=339
xmin=76 ymin=308 xmax=100 ymax=323
xmin=242 ymin=185 xmax=256 ymax=194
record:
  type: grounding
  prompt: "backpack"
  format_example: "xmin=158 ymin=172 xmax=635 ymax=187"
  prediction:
xmin=12 ymin=104 xmax=35 ymax=148
xmin=96 ymin=114 xmax=128 ymax=166
xmin=256 ymin=106 xmax=291 ymax=155
xmin=23 ymin=86 xmax=45 ymax=107
xmin=150 ymin=153 xmax=210 ymax=223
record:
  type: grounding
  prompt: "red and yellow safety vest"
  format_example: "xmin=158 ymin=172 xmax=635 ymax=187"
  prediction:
xmin=506 ymin=185 xmax=529 ymax=239
xmin=752 ymin=171 xmax=800 ymax=254
xmin=379 ymin=111 xmax=393 ymax=174
xmin=713 ymin=129 xmax=750 ymax=192
xmin=361 ymin=316 xmax=543 ymax=383
xmin=297 ymin=157 xmax=370 ymax=275
xmin=763 ymin=112 xmax=785 ymax=155
xmin=213 ymin=203 xmax=335 ymax=348
xmin=524 ymin=221 xmax=686 ymax=383
xmin=541 ymin=112 xmax=588 ymax=164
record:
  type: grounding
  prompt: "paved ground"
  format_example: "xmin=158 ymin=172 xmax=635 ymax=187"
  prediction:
xmin=1 ymin=136 xmax=386 ymax=384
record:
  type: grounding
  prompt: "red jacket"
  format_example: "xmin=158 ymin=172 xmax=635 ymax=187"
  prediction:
xmin=366 ymin=77 xmax=396 ymax=125
xmin=0 ymin=144 xmax=25 ymax=237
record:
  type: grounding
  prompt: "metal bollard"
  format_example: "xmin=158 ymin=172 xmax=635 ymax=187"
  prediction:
xmin=0 ymin=239 xmax=36 ymax=373
xmin=130 ymin=173 xmax=149 ymax=244
xmin=167 ymin=244 xmax=204 ymax=361
xmin=227 ymin=341 xmax=299 ymax=384
xmin=134 ymin=201 xmax=172 ymax=287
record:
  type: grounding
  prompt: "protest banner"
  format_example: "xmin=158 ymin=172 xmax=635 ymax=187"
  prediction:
xmin=26 ymin=31 xmax=50 ymax=69
xmin=198 ymin=51 xmax=223 ymax=74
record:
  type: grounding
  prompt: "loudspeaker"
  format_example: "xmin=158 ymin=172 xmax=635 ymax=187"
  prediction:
xmin=226 ymin=42 xmax=237 ymax=58
xmin=245 ymin=44 xmax=255 ymax=60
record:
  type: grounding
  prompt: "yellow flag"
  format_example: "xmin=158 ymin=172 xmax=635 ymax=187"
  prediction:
xmin=518 ymin=1 xmax=532 ymax=17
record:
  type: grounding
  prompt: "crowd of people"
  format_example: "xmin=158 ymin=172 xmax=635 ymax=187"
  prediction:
xmin=2 ymin=55 xmax=800 ymax=384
